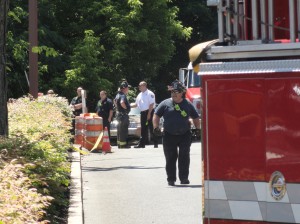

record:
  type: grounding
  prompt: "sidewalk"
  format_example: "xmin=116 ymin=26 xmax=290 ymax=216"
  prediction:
xmin=68 ymin=142 xmax=203 ymax=224
xmin=68 ymin=149 xmax=83 ymax=224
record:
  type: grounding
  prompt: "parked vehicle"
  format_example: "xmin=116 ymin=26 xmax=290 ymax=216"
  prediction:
xmin=110 ymin=107 xmax=163 ymax=143
xmin=110 ymin=107 xmax=141 ymax=139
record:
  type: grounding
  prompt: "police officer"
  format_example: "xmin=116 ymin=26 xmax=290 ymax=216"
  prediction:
xmin=115 ymin=81 xmax=131 ymax=148
xmin=70 ymin=87 xmax=83 ymax=135
xmin=131 ymin=81 xmax=158 ymax=148
xmin=153 ymin=80 xmax=200 ymax=186
xmin=95 ymin=90 xmax=114 ymax=139
xmin=70 ymin=87 xmax=83 ymax=116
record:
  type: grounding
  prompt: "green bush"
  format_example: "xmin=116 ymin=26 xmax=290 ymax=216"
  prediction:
xmin=0 ymin=162 xmax=52 ymax=224
xmin=0 ymin=95 xmax=73 ymax=223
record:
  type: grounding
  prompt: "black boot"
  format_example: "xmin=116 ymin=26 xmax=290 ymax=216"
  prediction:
xmin=134 ymin=139 xmax=145 ymax=148
xmin=119 ymin=145 xmax=131 ymax=149
xmin=134 ymin=144 xmax=145 ymax=148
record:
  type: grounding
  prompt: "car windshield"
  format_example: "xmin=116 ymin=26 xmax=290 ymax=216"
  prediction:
xmin=129 ymin=107 xmax=141 ymax=115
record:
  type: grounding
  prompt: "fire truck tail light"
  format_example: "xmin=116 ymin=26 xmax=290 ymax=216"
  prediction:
xmin=196 ymin=101 xmax=201 ymax=110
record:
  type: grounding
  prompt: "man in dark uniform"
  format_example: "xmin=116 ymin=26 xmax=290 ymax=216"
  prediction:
xmin=95 ymin=90 xmax=114 ymax=139
xmin=115 ymin=81 xmax=131 ymax=148
xmin=70 ymin=87 xmax=83 ymax=135
xmin=153 ymin=80 xmax=200 ymax=186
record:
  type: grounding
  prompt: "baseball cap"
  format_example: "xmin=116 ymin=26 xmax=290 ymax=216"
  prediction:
xmin=47 ymin=89 xmax=54 ymax=95
xmin=120 ymin=81 xmax=131 ymax=89
xmin=168 ymin=80 xmax=186 ymax=92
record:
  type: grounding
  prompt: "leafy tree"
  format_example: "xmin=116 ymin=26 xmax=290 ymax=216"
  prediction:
xmin=6 ymin=2 xmax=29 ymax=97
xmin=83 ymin=0 xmax=192 ymax=85
xmin=0 ymin=0 xmax=9 ymax=136
xmin=6 ymin=0 xmax=218 ymax=104
xmin=6 ymin=0 xmax=192 ymax=101
xmin=64 ymin=30 xmax=112 ymax=99
xmin=153 ymin=0 xmax=218 ymax=102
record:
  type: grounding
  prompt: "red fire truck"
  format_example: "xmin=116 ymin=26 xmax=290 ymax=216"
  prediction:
xmin=189 ymin=0 xmax=300 ymax=223
xmin=179 ymin=63 xmax=202 ymax=115
xmin=179 ymin=63 xmax=202 ymax=137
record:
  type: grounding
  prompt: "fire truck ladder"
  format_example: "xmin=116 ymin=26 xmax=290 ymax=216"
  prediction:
xmin=207 ymin=0 xmax=300 ymax=60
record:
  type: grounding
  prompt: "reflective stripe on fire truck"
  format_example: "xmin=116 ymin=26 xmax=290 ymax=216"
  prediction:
xmin=205 ymin=180 xmax=300 ymax=223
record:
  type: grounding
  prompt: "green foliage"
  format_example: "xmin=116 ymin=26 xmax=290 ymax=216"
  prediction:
xmin=32 ymin=46 xmax=59 ymax=57
xmin=6 ymin=0 xmax=217 ymax=103
xmin=7 ymin=0 xmax=196 ymax=101
xmin=37 ymin=95 xmax=73 ymax=118
xmin=0 ymin=163 xmax=52 ymax=224
xmin=2 ymin=95 xmax=73 ymax=223
xmin=94 ymin=0 xmax=191 ymax=81
xmin=64 ymin=30 xmax=113 ymax=98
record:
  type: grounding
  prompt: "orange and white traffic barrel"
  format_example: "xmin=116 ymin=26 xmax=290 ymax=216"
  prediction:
xmin=83 ymin=116 xmax=103 ymax=150
xmin=74 ymin=116 xmax=84 ymax=145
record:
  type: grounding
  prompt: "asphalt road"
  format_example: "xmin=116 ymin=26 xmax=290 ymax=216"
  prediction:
xmin=81 ymin=141 xmax=203 ymax=224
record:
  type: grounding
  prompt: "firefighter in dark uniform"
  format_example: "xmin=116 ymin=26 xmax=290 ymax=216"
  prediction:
xmin=153 ymin=80 xmax=200 ymax=186
xmin=115 ymin=81 xmax=131 ymax=148
xmin=95 ymin=90 xmax=114 ymax=139
xmin=70 ymin=87 xmax=83 ymax=135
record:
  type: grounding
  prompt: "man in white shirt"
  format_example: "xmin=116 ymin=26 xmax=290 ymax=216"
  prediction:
xmin=131 ymin=81 xmax=158 ymax=148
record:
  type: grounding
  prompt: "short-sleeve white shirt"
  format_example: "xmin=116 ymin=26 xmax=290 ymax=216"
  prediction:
xmin=135 ymin=89 xmax=155 ymax=111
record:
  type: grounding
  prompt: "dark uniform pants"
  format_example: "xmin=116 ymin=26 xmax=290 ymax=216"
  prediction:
xmin=117 ymin=114 xmax=129 ymax=146
xmin=162 ymin=131 xmax=192 ymax=182
xmin=103 ymin=119 xmax=111 ymax=139
xmin=140 ymin=110 xmax=158 ymax=146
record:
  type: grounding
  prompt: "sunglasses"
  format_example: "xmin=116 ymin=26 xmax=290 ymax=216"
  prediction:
xmin=171 ymin=90 xmax=182 ymax=94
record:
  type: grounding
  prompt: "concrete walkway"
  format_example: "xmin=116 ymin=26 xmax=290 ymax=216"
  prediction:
xmin=81 ymin=142 xmax=203 ymax=224
xmin=68 ymin=149 xmax=83 ymax=224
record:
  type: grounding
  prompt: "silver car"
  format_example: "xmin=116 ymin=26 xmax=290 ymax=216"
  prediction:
xmin=110 ymin=107 xmax=141 ymax=139
xmin=110 ymin=107 xmax=163 ymax=142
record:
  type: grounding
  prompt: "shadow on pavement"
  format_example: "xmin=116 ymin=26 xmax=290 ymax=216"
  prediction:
xmin=82 ymin=165 xmax=164 ymax=172
xmin=172 ymin=184 xmax=202 ymax=188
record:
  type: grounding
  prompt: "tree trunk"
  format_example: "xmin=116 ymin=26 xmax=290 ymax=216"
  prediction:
xmin=0 ymin=0 xmax=9 ymax=136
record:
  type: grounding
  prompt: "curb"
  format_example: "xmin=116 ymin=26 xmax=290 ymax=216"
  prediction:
xmin=67 ymin=150 xmax=83 ymax=224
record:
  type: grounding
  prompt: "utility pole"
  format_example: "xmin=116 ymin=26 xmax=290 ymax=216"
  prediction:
xmin=29 ymin=0 xmax=38 ymax=98
xmin=0 ymin=0 xmax=9 ymax=136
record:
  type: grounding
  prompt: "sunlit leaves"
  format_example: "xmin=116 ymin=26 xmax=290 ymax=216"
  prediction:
xmin=64 ymin=29 xmax=112 ymax=97
xmin=2 ymin=96 xmax=73 ymax=223
xmin=32 ymin=46 xmax=59 ymax=57
xmin=0 ymin=162 xmax=52 ymax=224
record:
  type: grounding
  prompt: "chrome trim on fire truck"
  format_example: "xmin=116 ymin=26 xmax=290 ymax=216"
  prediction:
xmin=199 ymin=59 xmax=300 ymax=75
xmin=204 ymin=180 xmax=300 ymax=223
xmin=206 ymin=43 xmax=300 ymax=60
